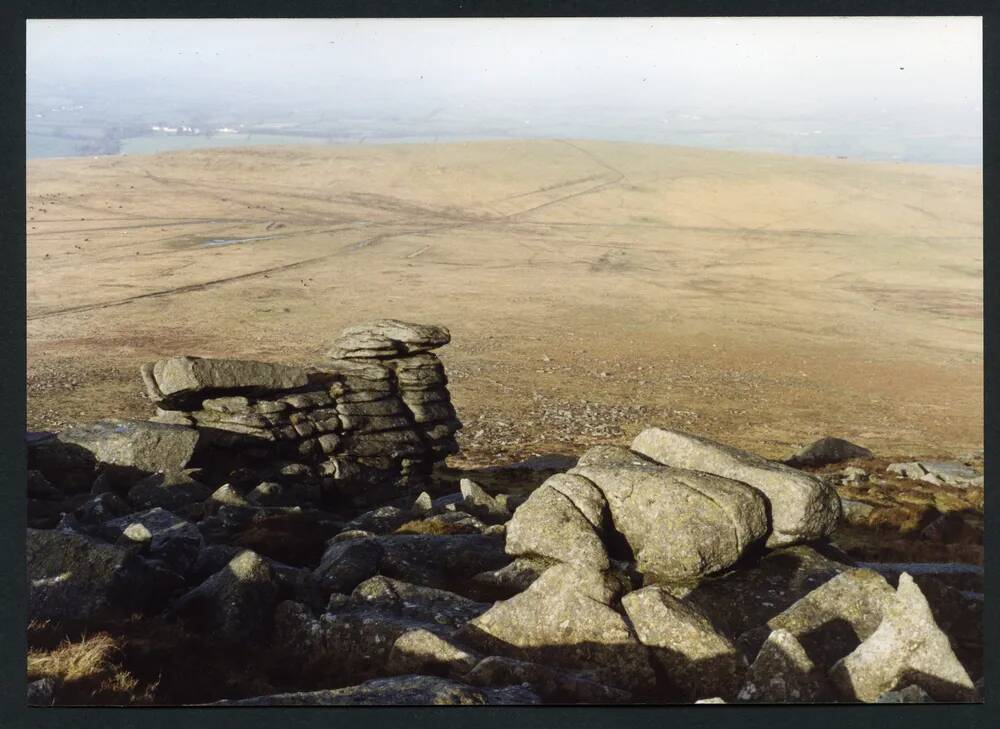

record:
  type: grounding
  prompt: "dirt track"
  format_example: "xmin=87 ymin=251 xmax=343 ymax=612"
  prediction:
xmin=26 ymin=140 xmax=983 ymax=464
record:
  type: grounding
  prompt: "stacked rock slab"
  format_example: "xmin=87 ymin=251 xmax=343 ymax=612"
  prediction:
xmin=142 ymin=321 xmax=460 ymax=506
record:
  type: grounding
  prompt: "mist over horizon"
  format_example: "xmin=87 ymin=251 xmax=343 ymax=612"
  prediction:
xmin=27 ymin=17 xmax=982 ymax=164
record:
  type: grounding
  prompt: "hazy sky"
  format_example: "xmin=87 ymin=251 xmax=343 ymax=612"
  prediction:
xmin=26 ymin=17 xmax=982 ymax=160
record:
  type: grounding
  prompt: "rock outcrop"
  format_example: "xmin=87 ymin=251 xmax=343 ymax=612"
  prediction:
xmin=631 ymin=427 xmax=841 ymax=546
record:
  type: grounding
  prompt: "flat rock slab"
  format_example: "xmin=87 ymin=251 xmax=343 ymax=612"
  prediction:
xmin=209 ymin=675 xmax=538 ymax=705
xmin=328 ymin=320 xmax=451 ymax=359
xmin=57 ymin=420 xmax=199 ymax=475
xmin=147 ymin=356 xmax=311 ymax=404
xmin=631 ymin=427 xmax=841 ymax=547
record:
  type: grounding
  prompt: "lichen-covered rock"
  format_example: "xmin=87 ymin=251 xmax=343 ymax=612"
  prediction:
xmin=631 ymin=427 xmax=841 ymax=547
xmin=829 ymin=573 xmax=976 ymax=702
xmin=146 ymin=356 xmax=310 ymax=404
xmin=100 ymin=507 xmax=204 ymax=576
xmin=374 ymin=534 xmax=511 ymax=590
xmin=209 ymin=674 xmax=538 ymax=705
xmin=387 ymin=628 xmax=480 ymax=677
xmin=505 ymin=473 xmax=610 ymax=569
xmin=785 ymin=437 xmax=873 ymax=468
xmin=313 ymin=538 xmax=384 ymax=594
xmin=458 ymin=563 xmax=655 ymax=693
xmin=27 ymin=528 xmax=153 ymax=622
xmin=459 ymin=479 xmax=509 ymax=522
xmin=327 ymin=320 xmax=451 ymax=359
xmin=622 ymin=585 xmax=747 ymax=700
xmin=464 ymin=655 xmax=632 ymax=703
xmin=876 ymin=684 xmax=934 ymax=703
xmin=737 ymin=568 xmax=896 ymax=670
xmin=737 ymin=629 xmax=832 ymax=703
xmin=350 ymin=576 xmax=490 ymax=627
xmin=174 ymin=550 xmax=278 ymax=642
xmin=56 ymin=420 xmax=199 ymax=476
xmin=126 ymin=470 xmax=212 ymax=510
xmin=568 ymin=461 xmax=769 ymax=580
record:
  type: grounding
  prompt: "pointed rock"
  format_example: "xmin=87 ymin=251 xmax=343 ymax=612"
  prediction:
xmin=829 ymin=573 xmax=976 ymax=702
xmin=737 ymin=629 xmax=832 ymax=703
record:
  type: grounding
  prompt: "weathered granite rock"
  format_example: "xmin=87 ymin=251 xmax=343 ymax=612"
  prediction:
xmin=126 ymin=470 xmax=212 ymax=510
xmin=569 ymin=461 xmax=769 ymax=580
xmin=470 ymin=556 xmax=556 ymax=599
xmin=458 ymin=563 xmax=656 ymax=693
xmin=387 ymin=628 xmax=480 ymax=677
xmin=631 ymin=427 xmax=841 ymax=547
xmin=459 ymin=479 xmax=509 ymax=522
xmin=737 ymin=629 xmax=832 ymax=702
xmin=374 ymin=534 xmax=511 ymax=591
xmin=737 ymin=568 xmax=896 ymax=670
xmin=622 ymin=586 xmax=747 ymax=700
xmin=174 ymin=550 xmax=278 ymax=642
xmin=27 ymin=528 xmax=153 ymax=622
xmin=876 ymin=684 xmax=934 ymax=703
xmin=464 ymin=655 xmax=632 ymax=703
xmin=101 ymin=507 xmax=204 ymax=575
xmin=351 ymin=576 xmax=490 ymax=627
xmin=327 ymin=320 xmax=451 ymax=359
xmin=209 ymin=674 xmax=538 ymax=705
xmin=57 ymin=420 xmax=199 ymax=476
xmin=677 ymin=545 xmax=853 ymax=641
xmin=147 ymin=356 xmax=310 ymax=403
xmin=829 ymin=573 xmax=976 ymax=702
xmin=74 ymin=492 xmax=131 ymax=524
xmin=313 ymin=538 xmax=385 ymax=594
xmin=505 ymin=473 xmax=610 ymax=569
xmin=785 ymin=437 xmax=873 ymax=468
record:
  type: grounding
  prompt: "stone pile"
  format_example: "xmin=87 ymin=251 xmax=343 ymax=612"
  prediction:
xmin=139 ymin=320 xmax=460 ymax=506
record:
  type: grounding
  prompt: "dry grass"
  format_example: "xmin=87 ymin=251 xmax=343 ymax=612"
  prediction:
xmin=27 ymin=630 xmax=157 ymax=705
xmin=394 ymin=518 xmax=481 ymax=535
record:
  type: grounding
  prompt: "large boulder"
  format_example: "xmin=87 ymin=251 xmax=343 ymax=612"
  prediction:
xmin=622 ymin=586 xmax=747 ymax=700
xmin=829 ymin=573 xmax=976 ymax=702
xmin=458 ymin=563 xmax=656 ymax=693
xmin=737 ymin=568 xmax=896 ymax=669
xmin=209 ymin=675 xmax=538 ymax=705
xmin=568 ymin=461 xmax=769 ymax=581
xmin=785 ymin=437 xmax=873 ymax=468
xmin=505 ymin=473 xmax=610 ymax=569
xmin=631 ymin=427 xmax=841 ymax=547
xmin=327 ymin=320 xmax=451 ymax=359
xmin=144 ymin=356 xmax=311 ymax=405
xmin=27 ymin=528 xmax=153 ymax=622
xmin=56 ymin=420 xmax=199 ymax=476
xmin=174 ymin=550 xmax=278 ymax=642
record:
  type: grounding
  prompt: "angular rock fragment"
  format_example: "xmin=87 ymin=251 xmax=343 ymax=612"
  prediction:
xmin=387 ymin=628 xmax=480 ymax=677
xmin=737 ymin=568 xmax=896 ymax=670
xmin=622 ymin=585 xmax=746 ymax=700
xmin=101 ymin=507 xmax=204 ymax=575
xmin=459 ymin=563 xmax=655 ymax=692
xmin=147 ymin=356 xmax=310 ymax=404
xmin=737 ymin=629 xmax=831 ymax=702
xmin=829 ymin=573 xmax=976 ymax=702
xmin=631 ymin=427 xmax=841 ymax=547
xmin=174 ymin=550 xmax=278 ymax=642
